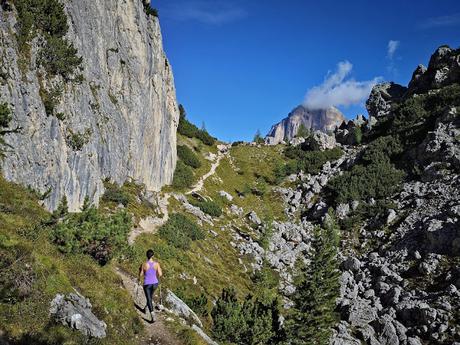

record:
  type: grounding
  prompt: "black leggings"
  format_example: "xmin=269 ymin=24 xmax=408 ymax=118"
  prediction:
xmin=143 ymin=284 xmax=158 ymax=313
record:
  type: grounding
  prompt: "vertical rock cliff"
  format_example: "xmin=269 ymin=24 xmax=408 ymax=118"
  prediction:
xmin=0 ymin=0 xmax=179 ymax=211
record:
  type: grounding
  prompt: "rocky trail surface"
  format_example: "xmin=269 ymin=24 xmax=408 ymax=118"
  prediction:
xmin=115 ymin=268 xmax=183 ymax=345
xmin=128 ymin=144 xmax=230 ymax=244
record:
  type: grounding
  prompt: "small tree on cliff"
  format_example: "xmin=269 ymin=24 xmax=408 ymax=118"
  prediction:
xmin=285 ymin=210 xmax=340 ymax=345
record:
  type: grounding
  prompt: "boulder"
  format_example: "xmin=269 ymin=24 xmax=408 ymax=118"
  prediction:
xmin=218 ymin=190 xmax=233 ymax=201
xmin=306 ymin=130 xmax=337 ymax=151
xmin=165 ymin=290 xmax=203 ymax=328
xmin=247 ymin=211 xmax=262 ymax=225
xmin=49 ymin=293 xmax=107 ymax=338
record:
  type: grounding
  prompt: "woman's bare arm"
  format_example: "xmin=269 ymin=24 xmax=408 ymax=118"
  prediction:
xmin=156 ymin=262 xmax=163 ymax=278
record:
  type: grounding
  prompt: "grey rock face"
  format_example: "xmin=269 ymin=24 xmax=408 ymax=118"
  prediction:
xmin=50 ymin=293 xmax=107 ymax=338
xmin=165 ymin=290 xmax=203 ymax=328
xmin=265 ymin=105 xmax=345 ymax=145
xmin=0 ymin=0 xmax=179 ymax=211
xmin=407 ymin=45 xmax=460 ymax=95
xmin=366 ymin=82 xmax=407 ymax=122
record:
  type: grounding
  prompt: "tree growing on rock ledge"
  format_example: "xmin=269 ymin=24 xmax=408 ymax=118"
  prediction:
xmin=285 ymin=211 xmax=340 ymax=345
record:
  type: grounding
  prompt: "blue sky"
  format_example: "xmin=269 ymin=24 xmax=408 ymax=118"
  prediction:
xmin=152 ymin=0 xmax=460 ymax=142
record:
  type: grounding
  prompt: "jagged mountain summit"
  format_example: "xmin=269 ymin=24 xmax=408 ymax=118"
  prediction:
xmin=265 ymin=105 xmax=345 ymax=145
xmin=0 ymin=0 xmax=179 ymax=211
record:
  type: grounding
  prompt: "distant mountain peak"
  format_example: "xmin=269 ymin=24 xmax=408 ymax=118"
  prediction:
xmin=265 ymin=105 xmax=345 ymax=145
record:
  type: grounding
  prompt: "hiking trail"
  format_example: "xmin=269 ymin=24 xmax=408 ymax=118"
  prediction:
xmin=128 ymin=144 xmax=230 ymax=244
xmin=115 ymin=268 xmax=182 ymax=345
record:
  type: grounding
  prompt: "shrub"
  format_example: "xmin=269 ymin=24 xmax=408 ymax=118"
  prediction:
xmin=0 ymin=102 xmax=20 ymax=158
xmin=158 ymin=213 xmax=204 ymax=249
xmin=65 ymin=128 xmax=91 ymax=151
xmin=189 ymin=198 xmax=222 ymax=217
xmin=102 ymin=182 xmax=129 ymax=207
xmin=175 ymin=289 xmax=209 ymax=317
xmin=177 ymin=145 xmax=201 ymax=169
xmin=14 ymin=0 xmax=82 ymax=79
xmin=177 ymin=104 xmax=216 ymax=146
xmin=211 ymin=287 xmax=282 ymax=345
xmin=280 ymin=146 xmax=343 ymax=176
xmin=329 ymin=157 xmax=404 ymax=204
xmin=142 ymin=2 xmax=159 ymax=17
xmin=51 ymin=206 xmax=131 ymax=265
xmin=39 ymin=35 xmax=83 ymax=80
xmin=172 ymin=160 xmax=194 ymax=189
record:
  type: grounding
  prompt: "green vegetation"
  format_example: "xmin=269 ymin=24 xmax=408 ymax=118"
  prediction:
xmin=178 ymin=144 xmax=202 ymax=169
xmin=172 ymin=160 xmax=194 ymax=189
xmin=278 ymin=145 xmax=343 ymax=177
xmin=296 ymin=123 xmax=310 ymax=138
xmin=0 ymin=176 xmax=141 ymax=344
xmin=14 ymin=0 xmax=82 ymax=80
xmin=100 ymin=180 xmax=159 ymax=220
xmin=142 ymin=2 xmax=159 ymax=17
xmin=0 ymin=103 xmax=12 ymax=158
xmin=178 ymin=105 xmax=216 ymax=146
xmin=353 ymin=126 xmax=363 ymax=144
xmin=328 ymin=136 xmax=405 ymax=204
xmin=51 ymin=201 xmax=132 ymax=265
xmin=158 ymin=213 xmax=204 ymax=250
xmin=211 ymin=287 xmax=282 ymax=345
xmin=65 ymin=128 xmax=91 ymax=151
xmin=102 ymin=181 xmax=129 ymax=207
xmin=253 ymin=129 xmax=264 ymax=144
xmin=189 ymin=198 xmax=222 ymax=217
xmin=285 ymin=213 xmax=340 ymax=345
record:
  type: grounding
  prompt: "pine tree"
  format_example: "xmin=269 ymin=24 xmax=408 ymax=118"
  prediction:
xmin=253 ymin=129 xmax=264 ymax=144
xmin=285 ymin=210 xmax=340 ymax=345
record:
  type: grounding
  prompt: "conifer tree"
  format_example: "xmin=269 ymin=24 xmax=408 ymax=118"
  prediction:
xmin=285 ymin=211 xmax=340 ymax=345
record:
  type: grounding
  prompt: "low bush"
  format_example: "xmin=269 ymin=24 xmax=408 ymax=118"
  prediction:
xmin=51 ymin=206 xmax=131 ymax=265
xmin=211 ymin=287 xmax=282 ymax=345
xmin=177 ymin=145 xmax=201 ymax=169
xmin=14 ymin=0 xmax=82 ymax=79
xmin=158 ymin=213 xmax=204 ymax=250
xmin=189 ymin=198 xmax=222 ymax=217
xmin=328 ymin=140 xmax=405 ymax=204
xmin=177 ymin=105 xmax=216 ymax=146
xmin=102 ymin=182 xmax=129 ymax=207
xmin=279 ymin=146 xmax=343 ymax=176
xmin=172 ymin=160 xmax=194 ymax=189
xmin=175 ymin=289 xmax=209 ymax=317
xmin=0 ymin=103 xmax=12 ymax=158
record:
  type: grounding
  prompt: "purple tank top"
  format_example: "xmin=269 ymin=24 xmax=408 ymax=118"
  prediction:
xmin=144 ymin=261 xmax=159 ymax=285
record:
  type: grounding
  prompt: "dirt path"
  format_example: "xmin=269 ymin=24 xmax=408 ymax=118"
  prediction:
xmin=186 ymin=144 xmax=229 ymax=195
xmin=128 ymin=192 xmax=171 ymax=245
xmin=128 ymin=144 xmax=230 ymax=244
xmin=115 ymin=268 xmax=182 ymax=345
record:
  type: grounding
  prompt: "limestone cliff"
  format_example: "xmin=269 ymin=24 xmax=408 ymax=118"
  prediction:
xmin=0 ymin=0 xmax=179 ymax=211
xmin=265 ymin=105 xmax=345 ymax=145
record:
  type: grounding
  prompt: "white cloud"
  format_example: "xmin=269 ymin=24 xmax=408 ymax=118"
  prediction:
xmin=419 ymin=13 xmax=460 ymax=29
xmin=387 ymin=40 xmax=400 ymax=59
xmin=303 ymin=61 xmax=381 ymax=110
xmin=163 ymin=1 xmax=247 ymax=25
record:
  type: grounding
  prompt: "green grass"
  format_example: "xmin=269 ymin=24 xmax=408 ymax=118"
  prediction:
xmin=204 ymin=144 xmax=288 ymax=222
xmin=0 ymin=177 xmax=143 ymax=344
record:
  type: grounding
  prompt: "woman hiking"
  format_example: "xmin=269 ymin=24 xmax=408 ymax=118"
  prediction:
xmin=139 ymin=249 xmax=163 ymax=322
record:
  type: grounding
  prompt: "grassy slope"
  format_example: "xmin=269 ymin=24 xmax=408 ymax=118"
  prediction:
xmin=0 ymin=139 xmax=289 ymax=344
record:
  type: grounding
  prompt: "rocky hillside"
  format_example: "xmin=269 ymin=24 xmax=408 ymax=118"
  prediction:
xmin=0 ymin=0 xmax=179 ymax=211
xmin=265 ymin=105 xmax=345 ymax=144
